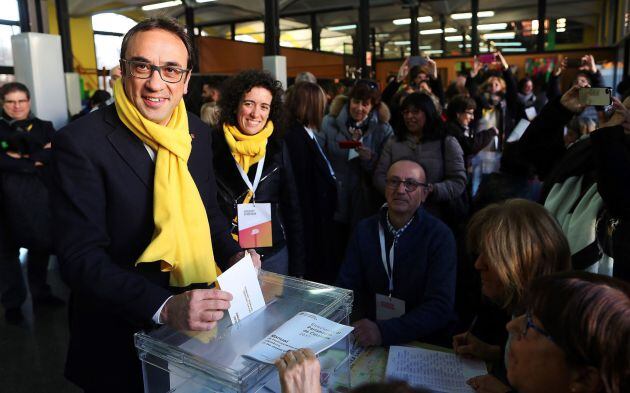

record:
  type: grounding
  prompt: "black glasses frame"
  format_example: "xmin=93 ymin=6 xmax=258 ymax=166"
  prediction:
xmin=120 ymin=59 xmax=190 ymax=83
xmin=385 ymin=178 xmax=428 ymax=192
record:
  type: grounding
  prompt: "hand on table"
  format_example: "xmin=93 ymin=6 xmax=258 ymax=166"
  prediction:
xmin=160 ymin=288 xmax=232 ymax=331
xmin=353 ymin=318 xmax=382 ymax=347
xmin=274 ymin=349 xmax=322 ymax=393
xmin=467 ymin=374 xmax=512 ymax=393
xmin=452 ymin=332 xmax=501 ymax=361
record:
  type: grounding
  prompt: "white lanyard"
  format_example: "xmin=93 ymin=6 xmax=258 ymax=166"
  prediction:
xmin=234 ymin=155 xmax=266 ymax=203
xmin=305 ymin=127 xmax=336 ymax=179
xmin=378 ymin=222 xmax=396 ymax=296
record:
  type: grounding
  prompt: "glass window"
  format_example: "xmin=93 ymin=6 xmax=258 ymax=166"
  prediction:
xmin=0 ymin=25 xmax=21 ymax=66
xmin=92 ymin=13 xmax=137 ymax=35
xmin=4 ymin=0 xmax=20 ymax=22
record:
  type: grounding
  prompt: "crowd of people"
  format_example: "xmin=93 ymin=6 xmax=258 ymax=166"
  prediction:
xmin=0 ymin=15 xmax=628 ymax=393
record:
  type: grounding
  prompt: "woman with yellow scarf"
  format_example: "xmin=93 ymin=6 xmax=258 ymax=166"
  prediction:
xmin=213 ymin=70 xmax=305 ymax=276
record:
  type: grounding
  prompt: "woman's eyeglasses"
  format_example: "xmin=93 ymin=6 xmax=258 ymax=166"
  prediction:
xmin=520 ymin=311 xmax=554 ymax=342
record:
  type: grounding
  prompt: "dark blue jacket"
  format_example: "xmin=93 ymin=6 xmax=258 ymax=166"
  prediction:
xmin=337 ymin=207 xmax=457 ymax=346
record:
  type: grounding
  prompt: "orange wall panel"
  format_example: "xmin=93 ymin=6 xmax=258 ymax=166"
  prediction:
xmin=197 ymin=37 xmax=344 ymax=79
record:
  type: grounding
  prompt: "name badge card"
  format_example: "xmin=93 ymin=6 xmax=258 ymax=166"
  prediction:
xmin=375 ymin=293 xmax=405 ymax=321
xmin=237 ymin=203 xmax=272 ymax=248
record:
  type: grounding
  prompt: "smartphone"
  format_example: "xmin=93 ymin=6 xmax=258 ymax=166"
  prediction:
xmin=565 ymin=58 xmax=583 ymax=68
xmin=578 ymin=87 xmax=612 ymax=106
xmin=338 ymin=140 xmax=362 ymax=149
xmin=478 ymin=53 xmax=496 ymax=64
xmin=409 ymin=56 xmax=428 ymax=67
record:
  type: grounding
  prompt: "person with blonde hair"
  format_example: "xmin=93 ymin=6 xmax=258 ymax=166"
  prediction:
xmin=453 ymin=199 xmax=571 ymax=391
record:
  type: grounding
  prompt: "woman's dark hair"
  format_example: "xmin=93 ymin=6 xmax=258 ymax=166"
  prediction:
xmin=395 ymin=92 xmax=443 ymax=141
xmin=347 ymin=81 xmax=381 ymax=107
xmin=526 ymin=272 xmax=630 ymax=393
xmin=120 ymin=17 xmax=195 ymax=70
xmin=1 ymin=82 xmax=30 ymax=100
xmin=218 ymin=70 xmax=284 ymax=129
xmin=445 ymin=95 xmax=476 ymax=122
xmin=285 ymin=82 xmax=326 ymax=130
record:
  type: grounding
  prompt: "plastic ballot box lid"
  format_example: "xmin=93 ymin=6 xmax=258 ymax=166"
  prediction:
xmin=135 ymin=271 xmax=353 ymax=393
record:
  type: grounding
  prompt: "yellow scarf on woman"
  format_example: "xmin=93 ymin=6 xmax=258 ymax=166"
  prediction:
xmin=114 ymin=79 xmax=219 ymax=287
xmin=223 ymin=122 xmax=274 ymax=174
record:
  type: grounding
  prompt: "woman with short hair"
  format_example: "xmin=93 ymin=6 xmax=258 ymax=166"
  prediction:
xmin=468 ymin=271 xmax=630 ymax=393
xmin=212 ymin=70 xmax=304 ymax=275
xmin=453 ymin=199 xmax=571 ymax=388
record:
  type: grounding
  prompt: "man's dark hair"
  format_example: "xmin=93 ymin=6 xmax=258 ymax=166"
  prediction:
xmin=446 ymin=95 xmax=476 ymax=121
xmin=1 ymin=82 xmax=30 ymax=101
xmin=218 ymin=70 xmax=284 ymax=129
xmin=119 ymin=17 xmax=195 ymax=70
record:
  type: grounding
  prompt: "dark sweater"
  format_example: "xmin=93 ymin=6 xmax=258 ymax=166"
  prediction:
xmin=336 ymin=207 xmax=457 ymax=346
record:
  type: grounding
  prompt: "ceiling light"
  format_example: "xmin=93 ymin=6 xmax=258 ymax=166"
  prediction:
xmin=423 ymin=49 xmax=443 ymax=54
xmin=556 ymin=27 xmax=566 ymax=32
xmin=491 ymin=41 xmax=522 ymax=47
xmin=419 ymin=45 xmax=431 ymax=50
xmin=328 ymin=24 xmax=356 ymax=31
xmin=501 ymin=48 xmax=527 ymax=52
xmin=393 ymin=16 xmax=434 ymax=25
xmin=482 ymin=32 xmax=516 ymax=39
xmin=475 ymin=23 xmax=508 ymax=31
xmin=195 ymin=0 xmax=216 ymax=3
xmin=458 ymin=44 xmax=472 ymax=48
xmin=445 ymin=35 xmax=463 ymax=42
xmin=451 ymin=11 xmax=495 ymax=20
xmin=420 ymin=27 xmax=457 ymax=35
xmin=394 ymin=40 xmax=411 ymax=45
xmin=141 ymin=0 xmax=182 ymax=11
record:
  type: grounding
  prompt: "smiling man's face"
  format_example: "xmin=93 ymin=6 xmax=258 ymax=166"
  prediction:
xmin=122 ymin=29 xmax=190 ymax=125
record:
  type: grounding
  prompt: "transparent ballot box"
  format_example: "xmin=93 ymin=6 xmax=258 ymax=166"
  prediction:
xmin=135 ymin=271 xmax=354 ymax=393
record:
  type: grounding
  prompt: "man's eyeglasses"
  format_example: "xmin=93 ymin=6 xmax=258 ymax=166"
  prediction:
xmin=385 ymin=178 xmax=428 ymax=192
xmin=121 ymin=59 xmax=189 ymax=83
xmin=520 ymin=311 xmax=554 ymax=342
xmin=3 ymin=99 xmax=29 ymax=106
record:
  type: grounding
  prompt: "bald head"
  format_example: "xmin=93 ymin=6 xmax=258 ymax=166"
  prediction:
xmin=385 ymin=159 xmax=429 ymax=216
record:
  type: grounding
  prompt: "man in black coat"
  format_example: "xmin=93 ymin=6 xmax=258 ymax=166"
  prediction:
xmin=51 ymin=18 xmax=258 ymax=392
xmin=0 ymin=82 xmax=61 ymax=324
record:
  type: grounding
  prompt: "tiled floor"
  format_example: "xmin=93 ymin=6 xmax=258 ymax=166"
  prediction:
xmin=0 ymin=256 xmax=81 ymax=393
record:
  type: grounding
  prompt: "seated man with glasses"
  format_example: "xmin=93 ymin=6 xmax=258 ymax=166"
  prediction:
xmin=51 ymin=17 xmax=259 ymax=393
xmin=337 ymin=158 xmax=457 ymax=348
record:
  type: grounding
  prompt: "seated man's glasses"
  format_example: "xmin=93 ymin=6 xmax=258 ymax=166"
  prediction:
xmin=121 ymin=59 xmax=189 ymax=83
xmin=385 ymin=178 xmax=428 ymax=192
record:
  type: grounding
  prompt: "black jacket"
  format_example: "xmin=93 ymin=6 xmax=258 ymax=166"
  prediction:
xmin=51 ymin=104 xmax=241 ymax=392
xmin=0 ymin=113 xmax=54 ymax=174
xmin=212 ymin=131 xmax=306 ymax=276
xmin=445 ymin=120 xmax=496 ymax=159
xmin=283 ymin=122 xmax=338 ymax=282
xmin=505 ymin=98 xmax=630 ymax=279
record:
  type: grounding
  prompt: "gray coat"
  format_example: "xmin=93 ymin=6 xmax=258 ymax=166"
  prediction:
xmin=374 ymin=135 xmax=466 ymax=204
xmin=321 ymin=96 xmax=393 ymax=224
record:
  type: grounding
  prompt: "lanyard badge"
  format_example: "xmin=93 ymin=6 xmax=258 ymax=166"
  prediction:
xmin=235 ymin=155 xmax=273 ymax=248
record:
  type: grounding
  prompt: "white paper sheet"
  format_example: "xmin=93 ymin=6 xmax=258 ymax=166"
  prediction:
xmin=385 ymin=346 xmax=487 ymax=393
xmin=216 ymin=252 xmax=266 ymax=324
xmin=525 ymin=106 xmax=537 ymax=121
xmin=244 ymin=311 xmax=354 ymax=364
xmin=507 ymin=119 xmax=531 ymax=143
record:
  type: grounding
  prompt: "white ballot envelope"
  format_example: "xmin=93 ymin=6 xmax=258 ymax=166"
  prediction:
xmin=216 ymin=253 xmax=266 ymax=324
xmin=244 ymin=311 xmax=354 ymax=364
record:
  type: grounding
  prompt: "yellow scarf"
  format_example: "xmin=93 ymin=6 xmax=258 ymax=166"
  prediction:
xmin=113 ymin=79 xmax=219 ymax=287
xmin=223 ymin=121 xmax=274 ymax=174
